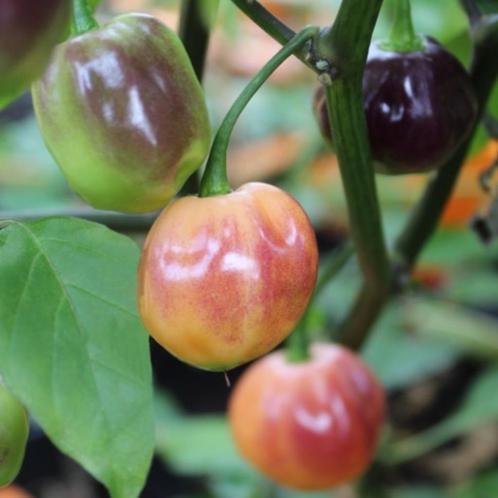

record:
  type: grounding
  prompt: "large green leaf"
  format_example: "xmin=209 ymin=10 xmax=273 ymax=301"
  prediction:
xmin=0 ymin=218 xmax=154 ymax=498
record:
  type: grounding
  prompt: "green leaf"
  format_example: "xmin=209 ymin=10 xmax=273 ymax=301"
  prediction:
xmin=0 ymin=218 xmax=154 ymax=498
xmin=155 ymin=391 xmax=339 ymax=498
xmin=452 ymin=469 xmax=498 ymax=498
xmin=382 ymin=367 xmax=498 ymax=464
xmin=362 ymin=304 xmax=459 ymax=390
xmin=386 ymin=487 xmax=449 ymax=498
xmin=88 ymin=0 xmax=102 ymax=13
xmin=155 ymin=393 xmax=251 ymax=478
xmin=405 ymin=298 xmax=498 ymax=362
xmin=475 ymin=0 xmax=498 ymax=14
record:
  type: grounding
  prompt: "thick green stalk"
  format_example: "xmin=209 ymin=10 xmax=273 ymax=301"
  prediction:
xmin=395 ymin=14 xmax=498 ymax=268
xmin=317 ymin=0 xmax=389 ymax=350
xmin=199 ymin=26 xmax=318 ymax=197
xmin=71 ymin=0 xmax=98 ymax=36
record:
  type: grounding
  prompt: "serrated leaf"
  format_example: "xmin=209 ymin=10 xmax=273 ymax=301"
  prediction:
xmin=0 ymin=218 xmax=154 ymax=498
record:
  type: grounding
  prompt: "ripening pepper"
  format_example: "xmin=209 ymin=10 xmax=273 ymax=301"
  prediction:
xmin=32 ymin=13 xmax=211 ymax=213
xmin=0 ymin=0 xmax=70 ymax=109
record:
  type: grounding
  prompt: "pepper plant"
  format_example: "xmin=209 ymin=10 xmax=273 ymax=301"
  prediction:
xmin=0 ymin=0 xmax=498 ymax=497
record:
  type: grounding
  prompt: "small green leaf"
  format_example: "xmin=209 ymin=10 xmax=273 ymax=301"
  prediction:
xmin=0 ymin=218 xmax=154 ymax=498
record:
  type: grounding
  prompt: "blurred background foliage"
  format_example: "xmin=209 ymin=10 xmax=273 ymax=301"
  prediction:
xmin=0 ymin=0 xmax=497 ymax=497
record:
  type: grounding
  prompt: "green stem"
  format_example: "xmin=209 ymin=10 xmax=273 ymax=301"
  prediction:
xmin=0 ymin=208 xmax=157 ymax=233
xmin=230 ymin=0 xmax=295 ymax=47
xmin=178 ymin=0 xmax=218 ymax=196
xmin=71 ymin=0 xmax=98 ymax=36
xmin=199 ymin=26 xmax=318 ymax=197
xmin=395 ymin=14 xmax=498 ymax=268
xmin=380 ymin=0 xmax=424 ymax=53
xmin=315 ymin=0 xmax=390 ymax=351
xmin=460 ymin=0 xmax=482 ymax=25
xmin=179 ymin=0 xmax=218 ymax=82
xmin=286 ymin=243 xmax=355 ymax=363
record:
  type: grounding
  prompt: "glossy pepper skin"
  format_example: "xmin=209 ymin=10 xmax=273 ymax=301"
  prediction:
xmin=32 ymin=14 xmax=211 ymax=213
xmin=0 ymin=384 xmax=29 ymax=487
xmin=229 ymin=343 xmax=386 ymax=490
xmin=314 ymin=36 xmax=478 ymax=174
xmin=138 ymin=182 xmax=318 ymax=371
xmin=0 ymin=0 xmax=70 ymax=109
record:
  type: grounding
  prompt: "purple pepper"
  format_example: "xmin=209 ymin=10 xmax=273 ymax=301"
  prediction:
xmin=314 ymin=36 xmax=478 ymax=174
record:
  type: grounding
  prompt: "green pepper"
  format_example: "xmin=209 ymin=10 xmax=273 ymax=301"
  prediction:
xmin=0 ymin=383 xmax=29 ymax=487
xmin=0 ymin=0 xmax=70 ymax=109
xmin=32 ymin=13 xmax=212 ymax=213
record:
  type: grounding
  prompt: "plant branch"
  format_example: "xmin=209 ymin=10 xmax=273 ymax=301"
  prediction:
xmin=178 ymin=0 xmax=217 ymax=82
xmin=230 ymin=0 xmax=295 ymax=46
xmin=459 ymin=0 xmax=482 ymax=25
xmin=395 ymin=14 xmax=498 ymax=268
xmin=199 ymin=26 xmax=318 ymax=197
xmin=178 ymin=1 xmax=218 ymax=196
xmin=0 ymin=208 xmax=157 ymax=232
xmin=316 ymin=0 xmax=389 ymax=351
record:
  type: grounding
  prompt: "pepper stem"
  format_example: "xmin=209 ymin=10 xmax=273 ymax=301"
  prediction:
xmin=199 ymin=25 xmax=319 ymax=198
xmin=71 ymin=0 xmax=98 ymax=36
xmin=380 ymin=0 xmax=424 ymax=53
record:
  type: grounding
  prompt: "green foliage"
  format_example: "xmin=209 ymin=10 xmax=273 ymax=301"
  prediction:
xmin=155 ymin=393 xmax=337 ymax=498
xmin=382 ymin=367 xmax=498 ymax=464
xmin=453 ymin=469 xmax=498 ymax=498
xmin=406 ymin=298 xmax=498 ymax=362
xmin=475 ymin=0 xmax=498 ymax=14
xmin=362 ymin=304 xmax=460 ymax=390
xmin=0 ymin=218 xmax=154 ymax=498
